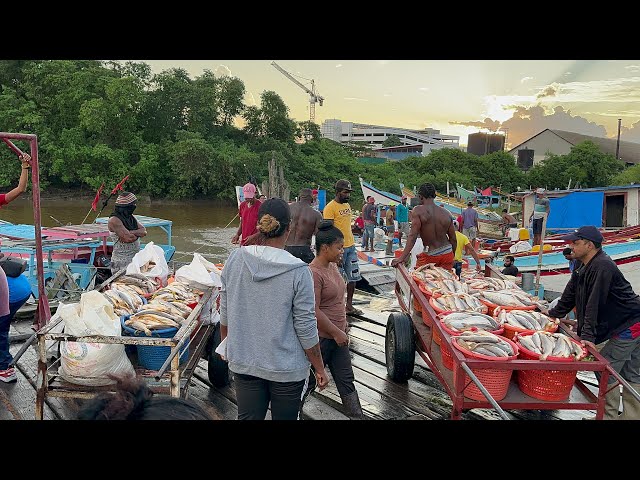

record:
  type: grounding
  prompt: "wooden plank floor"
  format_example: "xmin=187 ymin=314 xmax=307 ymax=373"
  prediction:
xmin=3 ymin=290 xmax=599 ymax=420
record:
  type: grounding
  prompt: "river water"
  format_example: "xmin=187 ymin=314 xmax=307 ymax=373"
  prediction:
xmin=0 ymin=197 xmax=240 ymax=264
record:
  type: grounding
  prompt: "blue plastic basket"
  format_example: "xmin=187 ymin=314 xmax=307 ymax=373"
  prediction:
xmin=121 ymin=315 xmax=188 ymax=371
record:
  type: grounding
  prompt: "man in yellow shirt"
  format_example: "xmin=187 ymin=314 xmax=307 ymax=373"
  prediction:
xmin=324 ymin=179 xmax=362 ymax=316
xmin=453 ymin=220 xmax=482 ymax=279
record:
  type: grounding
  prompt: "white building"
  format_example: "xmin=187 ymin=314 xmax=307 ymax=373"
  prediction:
xmin=321 ymin=119 xmax=460 ymax=156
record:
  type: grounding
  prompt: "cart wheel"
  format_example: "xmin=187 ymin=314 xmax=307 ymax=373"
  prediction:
xmin=208 ymin=323 xmax=230 ymax=388
xmin=385 ymin=312 xmax=415 ymax=382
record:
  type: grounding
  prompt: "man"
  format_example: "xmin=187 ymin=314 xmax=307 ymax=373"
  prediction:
xmin=547 ymin=226 xmax=640 ymax=420
xmin=501 ymin=255 xmax=519 ymax=276
xmin=500 ymin=209 xmax=518 ymax=236
xmin=396 ymin=196 xmax=410 ymax=248
xmin=362 ymin=196 xmax=376 ymax=252
xmin=231 ymin=183 xmax=262 ymax=246
xmin=391 ymin=183 xmax=457 ymax=271
xmin=456 ymin=213 xmax=463 ymax=232
xmin=529 ymin=188 xmax=550 ymax=246
xmin=563 ymin=247 xmax=582 ymax=273
xmin=461 ymin=202 xmax=479 ymax=247
xmin=452 ymin=220 xmax=482 ymax=279
xmin=324 ymin=179 xmax=362 ymax=316
xmin=311 ymin=189 xmax=319 ymax=211
xmin=258 ymin=194 xmax=267 ymax=202
xmin=285 ymin=188 xmax=323 ymax=263
xmin=385 ymin=204 xmax=396 ymax=255
xmin=108 ymin=192 xmax=147 ymax=274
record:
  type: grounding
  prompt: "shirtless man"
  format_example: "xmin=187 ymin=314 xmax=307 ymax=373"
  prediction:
xmin=285 ymin=188 xmax=323 ymax=263
xmin=391 ymin=183 xmax=456 ymax=270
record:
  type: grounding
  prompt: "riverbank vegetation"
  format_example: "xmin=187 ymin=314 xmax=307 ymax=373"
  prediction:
xmin=0 ymin=60 xmax=629 ymax=206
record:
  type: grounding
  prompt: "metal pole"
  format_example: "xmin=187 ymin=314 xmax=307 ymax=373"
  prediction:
xmin=534 ymin=213 xmax=548 ymax=297
xmin=616 ymin=118 xmax=622 ymax=160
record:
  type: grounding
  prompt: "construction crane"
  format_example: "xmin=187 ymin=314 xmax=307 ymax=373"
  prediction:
xmin=271 ymin=61 xmax=324 ymax=122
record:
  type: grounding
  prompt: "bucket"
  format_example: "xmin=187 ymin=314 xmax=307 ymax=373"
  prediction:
xmin=121 ymin=315 xmax=188 ymax=371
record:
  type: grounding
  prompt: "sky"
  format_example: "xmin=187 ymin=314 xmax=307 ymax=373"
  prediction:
xmin=138 ymin=60 xmax=640 ymax=149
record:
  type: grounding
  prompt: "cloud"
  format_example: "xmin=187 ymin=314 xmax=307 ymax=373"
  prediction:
xmin=244 ymin=91 xmax=257 ymax=107
xmin=520 ymin=76 xmax=534 ymax=84
xmin=418 ymin=87 xmax=429 ymax=91
xmin=620 ymin=119 xmax=640 ymax=142
xmin=450 ymin=118 xmax=501 ymax=132
xmin=564 ymin=72 xmax=572 ymax=76
xmin=536 ymin=84 xmax=559 ymax=99
xmin=335 ymin=64 xmax=343 ymax=68
xmin=625 ymin=65 xmax=640 ymax=72
xmin=383 ymin=93 xmax=392 ymax=97
xmin=343 ymin=97 xmax=369 ymax=102
xmin=214 ymin=64 xmax=232 ymax=77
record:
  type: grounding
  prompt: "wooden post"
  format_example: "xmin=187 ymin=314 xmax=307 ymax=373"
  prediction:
xmin=534 ymin=213 xmax=548 ymax=297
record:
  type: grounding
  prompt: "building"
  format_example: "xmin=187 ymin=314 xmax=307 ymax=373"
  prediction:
xmin=320 ymin=119 xmax=459 ymax=156
xmin=509 ymin=129 xmax=640 ymax=169
xmin=467 ymin=132 xmax=505 ymax=156
xmin=521 ymin=185 xmax=640 ymax=229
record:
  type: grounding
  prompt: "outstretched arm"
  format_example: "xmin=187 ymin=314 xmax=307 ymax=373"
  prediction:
xmin=465 ymin=243 xmax=482 ymax=271
xmin=391 ymin=213 xmax=422 ymax=267
xmin=4 ymin=154 xmax=31 ymax=204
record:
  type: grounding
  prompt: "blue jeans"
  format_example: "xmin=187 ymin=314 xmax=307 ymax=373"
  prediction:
xmin=362 ymin=224 xmax=375 ymax=247
xmin=339 ymin=245 xmax=362 ymax=283
xmin=0 ymin=297 xmax=30 ymax=369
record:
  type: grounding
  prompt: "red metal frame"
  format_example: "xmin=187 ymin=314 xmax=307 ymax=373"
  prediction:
xmin=1 ymin=132 xmax=51 ymax=328
xmin=395 ymin=263 xmax=614 ymax=419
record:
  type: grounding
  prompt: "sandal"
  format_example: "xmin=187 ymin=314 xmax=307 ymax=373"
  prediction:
xmin=346 ymin=307 xmax=364 ymax=316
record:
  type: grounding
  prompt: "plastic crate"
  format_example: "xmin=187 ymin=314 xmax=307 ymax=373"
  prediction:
xmin=121 ymin=315 xmax=188 ymax=371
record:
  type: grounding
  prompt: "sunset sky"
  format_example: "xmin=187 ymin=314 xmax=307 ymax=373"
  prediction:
xmin=140 ymin=60 xmax=640 ymax=148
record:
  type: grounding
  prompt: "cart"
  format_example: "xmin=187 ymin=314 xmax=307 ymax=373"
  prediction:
xmin=33 ymin=285 xmax=229 ymax=419
xmin=386 ymin=263 xmax=636 ymax=420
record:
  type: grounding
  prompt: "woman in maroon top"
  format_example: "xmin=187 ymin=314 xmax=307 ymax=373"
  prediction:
xmin=305 ymin=220 xmax=364 ymax=419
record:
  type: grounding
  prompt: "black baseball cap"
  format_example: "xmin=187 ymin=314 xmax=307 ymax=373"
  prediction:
xmin=562 ymin=226 xmax=604 ymax=244
xmin=335 ymin=179 xmax=353 ymax=191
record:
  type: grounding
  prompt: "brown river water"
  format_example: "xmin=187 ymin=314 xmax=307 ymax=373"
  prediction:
xmin=0 ymin=197 xmax=240 ymax=264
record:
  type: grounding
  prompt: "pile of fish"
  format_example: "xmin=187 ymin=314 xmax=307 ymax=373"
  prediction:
xmin=103 ymin=285 xmax=146 ymax=316
xmin=112 ymin=274 xmax=158 ymax=295
xmin=466 ymin=277 xmax=518 ymax=292
xmin=460 ymin=269 xmax=485 ymax=281
xmin=421 ymin=278 xmax=470 ymax=296
xmin=431 ymin=293 xmax=487 ymax=313
xmin=442 ymin=312 xmax=501 ymax=332
xmin=152 ymin=282 xmax=201 ymax=304
xmin=476 ymin=289 xmax=547 ymax=310
xmin=495 ymin=308 xmax=559 ymax=332
xmin=454 ymin=331 xmax=516 ymax=357
xmin=516 ymin=332 xmax=585 ymax=360
xmin=412 ymin=264 xmax=457 ymax=284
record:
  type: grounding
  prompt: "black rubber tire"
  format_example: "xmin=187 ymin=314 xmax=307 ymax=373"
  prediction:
xmin=207 ymin=323 xmax=230 ymax=388
xmin=385 ymin=312 xmax=415 ymax=382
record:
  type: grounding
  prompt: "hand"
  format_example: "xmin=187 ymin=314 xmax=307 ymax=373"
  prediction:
xmin=391 ymin=257 xmax=404 ymax=268
xmin=333 ymin=329 xmax=349 ymax=347
xmin=581 ymin=340 xmax=597 ymax=352
xmin=315 ymin=368 xmax=329 ymax=391
xmin=231 ymin=234 xmax=240 ymax=244
xmin=475 ymin=264 xmax=482 ymax=272
xmin=538 ymin=308 xmax=549 ymax=316
xmin=20 ymin=153 xmax=31 ymax=169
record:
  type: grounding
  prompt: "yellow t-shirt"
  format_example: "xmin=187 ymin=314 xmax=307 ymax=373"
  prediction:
xmin=323 ymin=200 xmax=355 ymax=248
xmin=454 ymin=231 xmax=470 ymax=261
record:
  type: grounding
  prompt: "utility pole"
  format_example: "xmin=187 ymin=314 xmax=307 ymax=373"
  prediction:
xmin=616 ymin=118 xmax=622 ymax=160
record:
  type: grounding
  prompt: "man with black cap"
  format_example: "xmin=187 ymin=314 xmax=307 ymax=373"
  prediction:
xmin=108 ymin=192 xmax=147 ymax=274
xmin=547 ymin=226 xmax=640 ymax=419
xmin=323 ymin=179 xmax=362 ymax=316
xmin=285 ymin=188 xmax=322 ymax=263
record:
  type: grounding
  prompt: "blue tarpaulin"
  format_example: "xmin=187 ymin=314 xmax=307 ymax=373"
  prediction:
xmin=547 ymin=191 xmax=604 ymax=228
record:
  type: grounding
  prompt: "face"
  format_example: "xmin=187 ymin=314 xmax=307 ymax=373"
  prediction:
xmin=322 ymin=238 xmax=344 ymax=263
xmin=504 ymin=258 xmax=512 ymax=266
xmin=337 ymin=189 xmax=351 ymax=203
xmin=569 ymin=239 xmax=592 ymax=259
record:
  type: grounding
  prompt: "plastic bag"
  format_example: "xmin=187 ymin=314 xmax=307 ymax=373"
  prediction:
xmin=126 ymin=241 xmax=169 ymax=284
xmin=215 ymin=337 xmax=227 ymax=361
xmin=175 ymin=253 xmax=222 ymax=290
xmin=59 ymin=291 xmax=135 ymax=386
xmin=509 ymin=241 xmax=533 ymax=254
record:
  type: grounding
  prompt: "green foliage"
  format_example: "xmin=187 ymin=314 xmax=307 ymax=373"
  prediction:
xmin=611 ymin=163 xmax=640 ymax=186
xmin=382 ymin=135 xmax=403 ymax=147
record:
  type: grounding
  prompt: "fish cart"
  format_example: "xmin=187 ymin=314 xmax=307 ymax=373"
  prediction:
xmin=33 ymin=286 xmax=225 ymax=420
xmin=387 ymin=263 xmax=626 ymax=420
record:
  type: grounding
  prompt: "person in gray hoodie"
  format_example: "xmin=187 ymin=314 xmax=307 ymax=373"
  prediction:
xmin=220 ymin=198 xmax=329 ymax=420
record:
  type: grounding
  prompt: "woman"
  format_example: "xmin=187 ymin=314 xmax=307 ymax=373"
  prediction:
xmin=1 ymin=153 xmax=31 ymax=383
xmin=308 ymin=221 xmax=364 ymax=419
xmin=220 ymin=198 xmax=329 ymax=420
xmin=107 ymin=192 xmax=147 ymax=274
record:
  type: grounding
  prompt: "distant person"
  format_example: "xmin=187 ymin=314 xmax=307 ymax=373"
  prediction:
xmin=0 ymin=152 xmax=30 ymax=209
xmin=258 ymin=194 xmax=267 ymax=202
xmin=307 ymin=221 xmax=364 ymax=419
xmin=221 ymin=198 xmax=329 ymax=420
xmin=77 ymin=375 xmax=212 ymax=420
xmin=456 ymin=213 xmax=463 ymax=232
xmin=501 ymin=255 xmax=519 ymax=276
xmin=385 ymin=204 xmax=396 ymax=256
xmin=563 ymin=247 xmax=582 ymax=273
xmin=232 ymin=183 xmax=262 ymax=246
xmin=285 ymin=188 xmax=323 ymax=264
xmin=362 ymin=196 xmax=376 ymax=252
xmin=461 ymin=201 xmax=479 ymax=247
xmin=452 ymin=220 xmax=482 ymax=279
xmin=391 ymin=183 xmax=457 ymax=270
xmin=324 ymin=179 xmax=363 ymax=316
xmin=353 ymin=211 xmax=364 ymax=238
xmin=529 ymin=188 xmax=550 ymax=246
xmin=396 ymin=196 xmax=410 ymax=248
xmin=107 ymin=192 xmax=147 ymax=274
xmin=547 ymin=226 xmax=640 ymax=420
xmin=501 ymin=209 xmax=518 ymax=236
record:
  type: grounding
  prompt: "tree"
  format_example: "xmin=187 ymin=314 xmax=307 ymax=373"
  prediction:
xmin=382 ymin=135 xmax=403 ymax=147
xmin=296 ymin=121 xmax=321 ymax=142
xmin=611 ymin=164 xmax=640 ymax=186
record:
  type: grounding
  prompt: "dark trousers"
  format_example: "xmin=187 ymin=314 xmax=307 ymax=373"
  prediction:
xmin=453 ymin=261 xmax=463 ymax=279
xmin=285 ymin=246 xmax=315 ymax=264
xmin=0 ymin=297 xmax=29 ymax=370
xmin=318 ymin=337 xmax=356 ymax=397
xmin=234 ymin=372 xmax=306 ymax=420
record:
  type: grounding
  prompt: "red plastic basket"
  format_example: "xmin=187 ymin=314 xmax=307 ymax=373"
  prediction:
xmin=440 ymin=314 xmax=504 ymax=338
xmin=451 ymin=335 xmax=519 ymax=401
xmin=515 ymin=332 xmax=586 ymax=401
xmin=413 ymin=296 xmax=423 ymax=313
xmin=501 ymin=321 xmax=559 ymax=340
xmin=479 ymin=298 xmax=536 ymax=317
xmin=441 ymin=342 xmax=453 ymax=370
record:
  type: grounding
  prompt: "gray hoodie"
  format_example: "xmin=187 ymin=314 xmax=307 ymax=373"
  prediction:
xmin=220 ymin=245 xmax=319 ymax=383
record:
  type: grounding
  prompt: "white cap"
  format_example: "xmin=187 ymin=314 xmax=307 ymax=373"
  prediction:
xmin=535 ymin=188 xmax=545 ymax=194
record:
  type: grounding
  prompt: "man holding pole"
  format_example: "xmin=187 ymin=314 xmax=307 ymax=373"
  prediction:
xmin=231 ymin=183 xmax=262 ymax=246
